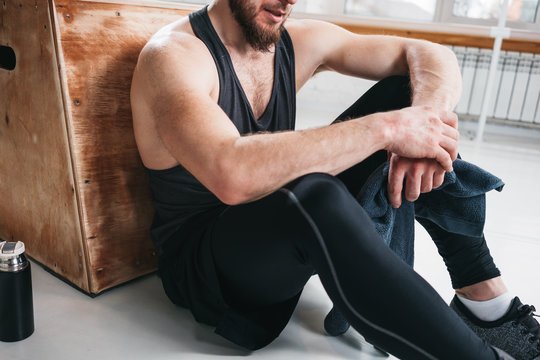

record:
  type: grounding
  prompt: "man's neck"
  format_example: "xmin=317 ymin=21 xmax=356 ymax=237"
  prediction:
xmin=207 ymin=0 xmax=276 ymax=56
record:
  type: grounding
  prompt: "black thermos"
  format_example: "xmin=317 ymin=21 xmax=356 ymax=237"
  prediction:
xmin=0 ymin=241 xmax=35 ymax=342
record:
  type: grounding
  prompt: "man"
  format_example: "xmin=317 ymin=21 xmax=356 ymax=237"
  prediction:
xmin=130 ymin=0 xmax=539 ymax=359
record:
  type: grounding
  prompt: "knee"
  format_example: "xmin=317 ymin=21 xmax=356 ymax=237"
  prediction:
xmin=374 ymin=75 xmax=412 ymax=109
xmin=379 ymin=75 xmax=410 ymax=88
xmin=284 ymin=173 xmax=351 ymax=208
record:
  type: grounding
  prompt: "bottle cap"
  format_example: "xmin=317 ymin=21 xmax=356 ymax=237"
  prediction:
xmin=0 ymin=241 xmax=25 ymax=259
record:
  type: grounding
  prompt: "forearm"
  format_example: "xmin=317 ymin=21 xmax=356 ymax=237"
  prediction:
xmin=211 ymin=106 xmax=458 ymax=205
xmin=406 ymin=41 xmax=462 ymax=111
xmin=215 ymin=114 xmax=388 ymax=204
xmin=387 ymin=42 xmax=462 ymax=207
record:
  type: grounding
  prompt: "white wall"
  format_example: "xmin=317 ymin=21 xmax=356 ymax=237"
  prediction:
xmin=296 ymin=72 xmax=376 ymax=130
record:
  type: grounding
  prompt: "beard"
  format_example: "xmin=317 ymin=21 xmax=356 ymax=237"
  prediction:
xmin=228 ymin=0 xmax=287 ymax=52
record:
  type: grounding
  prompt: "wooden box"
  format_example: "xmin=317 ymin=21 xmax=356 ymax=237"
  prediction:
xmin=0 ymin=0 xmax=196 ymax=295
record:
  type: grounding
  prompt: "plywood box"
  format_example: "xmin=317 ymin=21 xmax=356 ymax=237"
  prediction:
xmin=0 ymin=0 xmax=196 ymax=295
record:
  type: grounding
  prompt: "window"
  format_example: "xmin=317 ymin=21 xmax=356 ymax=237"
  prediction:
xmin=344 ymin=0 xmax=437 ymax=22
xmin=295 ymin=0 xmax=540 ymax=31
xmin=440 ymin=0 xmax=540 ymax=30
xmin=451 ymin=0 xmax=538 ymax=22
xmin=158 ymin=0 xmax=539 ymax=32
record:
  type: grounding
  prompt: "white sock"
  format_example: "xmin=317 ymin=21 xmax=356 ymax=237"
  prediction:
xmin=457 ymin=292 xmax=514 ymax=322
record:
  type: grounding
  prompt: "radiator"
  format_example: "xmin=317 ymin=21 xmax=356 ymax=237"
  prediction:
xmin=450 ymin=46 xmax=540 ymax=126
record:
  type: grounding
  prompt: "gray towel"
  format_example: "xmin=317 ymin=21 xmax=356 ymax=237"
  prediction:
xmin=357 ymin=158 xmax=504 ymax=266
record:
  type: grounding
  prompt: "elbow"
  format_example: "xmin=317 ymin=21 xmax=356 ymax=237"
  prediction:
xmin=209 ymin=162 xmax=254 ymax=206
xmin=214 ymin=186 xmax=249 ymax=206
xmin=439 ymin=45 xmax=463 ymax=104
xmin=431 ymin=42 xmax=461 ymax=76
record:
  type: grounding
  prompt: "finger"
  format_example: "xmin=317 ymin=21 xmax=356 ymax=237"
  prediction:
xmin=405 ymin=171 xmax=422 ymax=202
xmin=420 ymin=172 xmax=433 ymax=193
xmin=441 ymin=123 xmax=460 ymax=141
xmin=388 ymin=160 xmax=405 ymax=208
xmin=439 ymin=111 xmax=459 ymax=129
xmin=433 ymin=169 xmax=445 ymax=188
xmin=435 ymin=148 xmax=453 ymax=172
xmin=439 ymin=136 xmax=459 ymax=162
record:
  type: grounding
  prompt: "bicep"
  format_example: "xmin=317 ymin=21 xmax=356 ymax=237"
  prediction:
xmin=154 ymin=89 xmax=241 ymax=181
xmin=135 ymin=40 xmax=242 ymax=191
xmin=292 ymin=20 xmax=411 ymax=81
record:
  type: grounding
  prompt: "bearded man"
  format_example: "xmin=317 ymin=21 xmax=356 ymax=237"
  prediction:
xmin=130 ymin=1 xmax=539 ymax=359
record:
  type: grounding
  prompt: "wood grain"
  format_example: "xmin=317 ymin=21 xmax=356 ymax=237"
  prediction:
xmin=337 ymin=23 xmax=540 ymax=53
xmin=53 ymin=0 xmax=190 ymax=293
xmin=0 ymin=0 xmax=88 ymax=290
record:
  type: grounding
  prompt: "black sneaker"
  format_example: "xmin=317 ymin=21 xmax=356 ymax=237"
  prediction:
xmin=324 ymin=306 xmax=350 ymax=336
xmin=451 ymin=295 xmax=540 ymax=360
xmin=494 ymin=346 xmax=517 ymax=359
xmin=324 ymin=307 xmax=389 ymax=356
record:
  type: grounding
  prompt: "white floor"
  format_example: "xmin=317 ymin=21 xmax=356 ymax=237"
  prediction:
xmin=2 ymin=123 xmax=540 ymax=360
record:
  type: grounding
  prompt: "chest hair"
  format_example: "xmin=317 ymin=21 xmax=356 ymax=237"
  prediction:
xmin=229 ymin=51 xmax=276 ymax=120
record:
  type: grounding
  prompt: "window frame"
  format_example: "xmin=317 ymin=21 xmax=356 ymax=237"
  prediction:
xmin=438 ymin=0 xmax=540 ymax=31
xmin=141 ymin=0 xmax=540 ymax=34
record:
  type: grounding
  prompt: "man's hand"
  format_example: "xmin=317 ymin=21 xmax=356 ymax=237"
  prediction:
xmin=387 ymin=154 xmax=446 ymax=208
xmin=383 ymin=106 xmax=459 ymax=172
xmin=386 ymin=106 xmax=459 ymax=208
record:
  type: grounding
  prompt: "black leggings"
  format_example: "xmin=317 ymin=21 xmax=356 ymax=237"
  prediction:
xmin=210 ymin=76 xmax=500 ymax=359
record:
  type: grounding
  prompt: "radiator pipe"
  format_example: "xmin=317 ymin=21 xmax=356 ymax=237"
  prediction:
xmin=475 ymin=0 xmax=511 ymax=143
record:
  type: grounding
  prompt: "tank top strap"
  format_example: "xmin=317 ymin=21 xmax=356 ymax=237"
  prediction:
xmin=188 ymin=6 xmax=228 ymax=90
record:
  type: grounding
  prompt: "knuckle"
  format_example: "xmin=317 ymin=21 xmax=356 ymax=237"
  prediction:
xmin=406 ymin=192 xmax=419 ymax=202
xmin=411 ymin=166 xmax=422 ymax=178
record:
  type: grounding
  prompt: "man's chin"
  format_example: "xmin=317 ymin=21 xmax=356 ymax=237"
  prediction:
xmin=246 ymin=24 xmax=283 ymax=52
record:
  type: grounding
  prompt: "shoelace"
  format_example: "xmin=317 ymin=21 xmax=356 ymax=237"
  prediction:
xmin=514 ymin=304 xmax=540 ymax=351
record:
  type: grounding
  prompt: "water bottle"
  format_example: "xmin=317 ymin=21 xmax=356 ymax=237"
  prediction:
xmin=0 ymin=241 xmax=34 ymax=342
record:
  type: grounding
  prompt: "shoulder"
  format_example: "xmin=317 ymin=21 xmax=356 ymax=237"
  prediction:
xmin=285 ymin=18 xmax=349 ymax=48
xmin=284 ymin=18 xmax=353 ymax=62
xmin=133 ymin=17 xmax=218 ymax=95
xmin=284 ymin=18 xmax=350 ymax=83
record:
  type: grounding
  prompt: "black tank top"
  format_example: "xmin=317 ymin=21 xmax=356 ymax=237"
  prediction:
xmin=146 ymin=6 xmax=296 ymax=251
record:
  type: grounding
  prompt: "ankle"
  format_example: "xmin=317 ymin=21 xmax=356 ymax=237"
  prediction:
xmin=456 ymin=292 xmax=514 ymax=322
xmin=455 ymin=277 xmax=508 ymax=301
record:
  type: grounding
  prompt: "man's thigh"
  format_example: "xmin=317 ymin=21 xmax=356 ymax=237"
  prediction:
xmin=210 ymin=189 xmax=316 ymax=308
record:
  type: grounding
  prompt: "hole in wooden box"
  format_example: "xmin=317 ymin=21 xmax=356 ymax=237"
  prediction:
xmin=0 ymin=46 xmax=16 ymax=71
